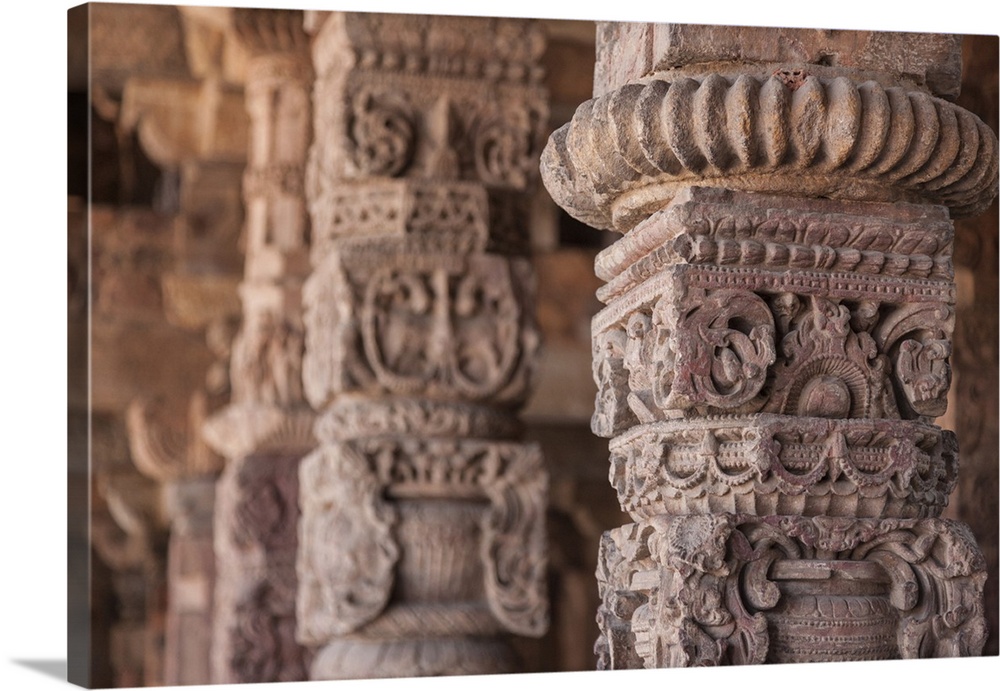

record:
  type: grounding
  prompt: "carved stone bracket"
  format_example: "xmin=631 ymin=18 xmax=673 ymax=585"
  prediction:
xmin=596 ymin=514 xmax=988 ymax=668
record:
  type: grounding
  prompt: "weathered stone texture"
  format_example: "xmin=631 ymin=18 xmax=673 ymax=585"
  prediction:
xmin=541 ymin=21 xmax=996 ymax=669
xmin=594 ymin=23 xmax=963 ymax=98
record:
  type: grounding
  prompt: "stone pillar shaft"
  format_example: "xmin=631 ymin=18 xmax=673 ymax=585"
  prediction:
xmin=540 ymin=22 xmax=997 ymax=667
xmin=298 ymin=12 xmax=549 ymax=680
xmin=202 ymin=9 xmax=315 ymax=684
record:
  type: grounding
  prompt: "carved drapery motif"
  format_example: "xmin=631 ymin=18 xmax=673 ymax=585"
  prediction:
xmin=608 ymin=417 xmax=957 ymax=519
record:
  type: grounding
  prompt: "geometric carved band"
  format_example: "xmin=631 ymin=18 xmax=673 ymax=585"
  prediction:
xmin=596 ymin=514 xmax=988 ymax=669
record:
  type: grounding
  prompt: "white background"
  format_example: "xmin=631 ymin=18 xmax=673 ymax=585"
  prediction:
xmin=2 ymin=0 xmax=997 ymax=689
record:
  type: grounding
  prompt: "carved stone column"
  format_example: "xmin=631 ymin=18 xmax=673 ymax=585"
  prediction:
xmin=540 ymin=24 xmax=998 ymax=667
xmin=201 ymin=9 xmax=315 ymax=684
xmin=298 ymin=12 xmax=549 ymax=679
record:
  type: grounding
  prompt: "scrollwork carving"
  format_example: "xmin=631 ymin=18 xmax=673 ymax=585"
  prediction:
xmin=347 ymin=89 xmax=416 ymax=178
xmin=306 ymin=252 xmax=537 ymax=406
xmin=873 ymin=302 xmax=955 ymax=419
xmin=472 ymin=107 xmax=538 ymax=189
xmin=297 ymin=445 xmax=398 ymax=641
xmin=664 ymin=289 xmax=776 ymax=412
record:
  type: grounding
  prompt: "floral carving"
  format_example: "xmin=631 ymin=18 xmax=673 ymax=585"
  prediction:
xmin=873 ymin=302 xmax=955 ymax=419
xmin=472 ymin=104 xmax=543 ymax=189
xmin=305 ymin=252 xmax=538 ymax=406
xmin=766 ymin=296 xmax=897 ymax=419
xmin=300 ymin=13 xmax=550 ymax=677
xmin=363 ymin=263 xmax=521 ymax=398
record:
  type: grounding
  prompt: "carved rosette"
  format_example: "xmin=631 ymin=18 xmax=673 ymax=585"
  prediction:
xmin=539 ymin=23 xmax=993 ymax=670
xmin=299 ymin=11 xmax=549 ymax=680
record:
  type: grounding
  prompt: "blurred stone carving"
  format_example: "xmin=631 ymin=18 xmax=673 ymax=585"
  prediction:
xmin=298 ymin=12 xmax=549 ymax=680
xmin=201 ymin=8 xmax=315 ymax=685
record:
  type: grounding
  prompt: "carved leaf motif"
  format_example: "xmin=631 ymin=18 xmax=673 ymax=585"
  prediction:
xmin=297 ymin=446 xmax=398 ymax=639
xmin=481 ymin=445 xmax=548 ymax=636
